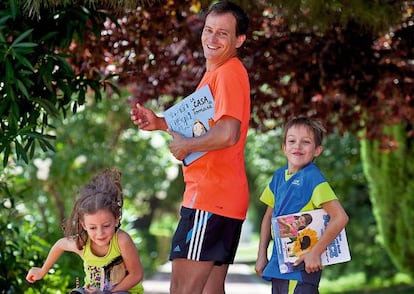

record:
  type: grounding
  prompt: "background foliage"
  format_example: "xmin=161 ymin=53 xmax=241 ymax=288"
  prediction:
xmin=1 ymin=90 xmax=405 ymax=293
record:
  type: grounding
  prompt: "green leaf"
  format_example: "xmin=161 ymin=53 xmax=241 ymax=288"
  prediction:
xmin=16 ymin=79 xmax=30 ymax=99
xmin=9 ymin=0 xmax=18 ymax=19
xmin=39 ymin=31 xmax=60 ymax=43
xmin=55 ymin=55 xmax=76 ymax=76
xmin=9 ymin=100 xmax=19 ymax=126
xmin=32 ymin=97 xmax=60 ymax=117
xmin=38 ymin=138 xmax=50 ymax=152
xmin=39 ymin=138 xmax=56 ymax=152
xmin=20 ymin=130 xmax=56 ymax=141
xmin=0 ymin=29 xmax=6 ymax=43
xmin=89 ymin=81 xmax=102 ymax=101
xmin=0 ymin=134 xmax=7 ymax=153
xmin=38 ymin=60 xmax=54 ymax=92
xmin=15 ymin=141 xmax=28 ymax=163
xmin=0 ymin=15 xmax=12 ymax=26
xmin=12 ymin=42 xmax=37 ymax=49
xmin=16 ymin=72 xmax=34 ymax=88
xmin=28 ymin=138 xmax=36 ymax=158
xmin=56 ymin=81 xmax=73 ymax=104
xmin=77 ymin=88 xmax=86 ymax=105
xmin=23 ymin=137 xmax=33 ymax=153
xmin=14 ymin=52 xmax=35 ymax=71
xmin=0 ymin=98 xmax=10 ymax=117
xmin=11 ymin=29 xmax=33 ymax=47
xmin=105 ymin=81 xmax=121 ymax=97
xmin=5 ymin=58 xmax=15 ymax=81
xmin=2 ymin=146 xmax=10 ymax=167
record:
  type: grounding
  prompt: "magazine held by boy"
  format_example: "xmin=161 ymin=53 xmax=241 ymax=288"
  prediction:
xmin=272 ymin=208 xmax=351 ymax=274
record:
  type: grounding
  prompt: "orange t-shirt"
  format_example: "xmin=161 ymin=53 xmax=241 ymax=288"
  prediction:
xmin=182 ymin=57 xmax=251 ymax=220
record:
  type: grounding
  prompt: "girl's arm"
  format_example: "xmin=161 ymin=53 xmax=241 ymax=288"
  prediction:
xmin=278 ymin=217 xmax=293 ymax=237
xmin=294 ymin=199 xmax=349 ymax=273
xmin=112 ymin=230 xmax=144 ymax=292
xmin=26 ymin=237 xmax=80 ymax=283
xmin=255 ymin=206 xmax=273 ymax=276
xmin=278 ymin=217 xmax=290 ymax=226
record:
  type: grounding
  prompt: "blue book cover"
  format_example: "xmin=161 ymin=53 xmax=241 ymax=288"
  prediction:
xmin=272 ymin=208 xmax=351 ymax=274
xmin=164 ymin=85 xmax=215 ymax=166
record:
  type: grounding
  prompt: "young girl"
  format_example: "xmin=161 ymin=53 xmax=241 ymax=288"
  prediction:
xmin=26 ymin=168 xmax=144 ymax=294
xmin=255 ymin=117 xmax=349 ymax=294
xmin=277 ymin=213 xmax=313 ymax=238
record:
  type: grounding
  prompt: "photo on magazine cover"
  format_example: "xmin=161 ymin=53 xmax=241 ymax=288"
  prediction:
xmin=272 ymin=209 xmax=351 ymax=274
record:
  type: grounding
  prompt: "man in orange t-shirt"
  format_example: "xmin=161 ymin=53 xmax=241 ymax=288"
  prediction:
xmin=130 ymin=2 xmax=250 ymax=293
xmin=182 ymin=56 xmax=250 ymax=220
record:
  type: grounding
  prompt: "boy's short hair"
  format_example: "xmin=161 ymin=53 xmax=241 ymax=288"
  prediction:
xmin=283 ymin=117 xmax=326 ymax=146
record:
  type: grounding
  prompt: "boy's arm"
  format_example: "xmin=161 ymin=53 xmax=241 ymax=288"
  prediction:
xmin=26 ymin=237 xmax=79 ymax=283
xmin=255 ymin=206 xmax=273 ymax=276
xmin=294 ymin=199 xmax=349 ymax=273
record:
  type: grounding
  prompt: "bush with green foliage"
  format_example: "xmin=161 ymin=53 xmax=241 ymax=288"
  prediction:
xmin=0 ymin=0 xmax=118 ymax=167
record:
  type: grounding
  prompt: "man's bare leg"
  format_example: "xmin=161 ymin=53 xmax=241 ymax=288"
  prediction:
xmin=170 ymin=258 xmax=215 ymax=294
xmin=202 ymin=264 xmax=229 ymax=294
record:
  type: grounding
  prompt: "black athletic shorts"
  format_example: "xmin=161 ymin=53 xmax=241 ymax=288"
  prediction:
xmin=169 ymin=207 xmax=244 ymax=265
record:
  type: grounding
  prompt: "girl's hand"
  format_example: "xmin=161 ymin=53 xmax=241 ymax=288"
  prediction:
xmin=26 ymin=267 xmax=44 ymax=283
xmin=84 ymin=284 xmax=102 ymax=293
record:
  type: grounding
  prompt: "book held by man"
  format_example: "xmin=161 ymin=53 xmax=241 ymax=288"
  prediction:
xmin=272 ymin=208 xmax=351 ymax=274
xmin=164 ymin=85 xmax=215 ymax=166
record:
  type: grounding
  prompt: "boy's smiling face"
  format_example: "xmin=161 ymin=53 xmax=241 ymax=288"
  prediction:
xmin=283 ymin=125 xmax=323 ymax=174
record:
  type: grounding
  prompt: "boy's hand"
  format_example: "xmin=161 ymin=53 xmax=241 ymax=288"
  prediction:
xmin=255 ymin=256 xmax=268 ymax=276
xmin=294 ymin=252 xmax=322 ymax=273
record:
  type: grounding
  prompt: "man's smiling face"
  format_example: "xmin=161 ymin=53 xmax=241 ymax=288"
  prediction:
xmin=201 ymin=12 xmax=245 ymax=70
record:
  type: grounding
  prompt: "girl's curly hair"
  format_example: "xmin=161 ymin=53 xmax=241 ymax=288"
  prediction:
xmin=62 ymin=168 xmax=124 ymax=250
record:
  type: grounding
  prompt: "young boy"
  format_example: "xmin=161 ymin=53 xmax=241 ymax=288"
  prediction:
xmin=255 ymin=117 xmax=349 ymax=294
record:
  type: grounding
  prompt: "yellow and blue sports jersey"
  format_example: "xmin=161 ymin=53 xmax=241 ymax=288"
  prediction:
xmin=260 ymin=162 xmax=337 ymax=282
